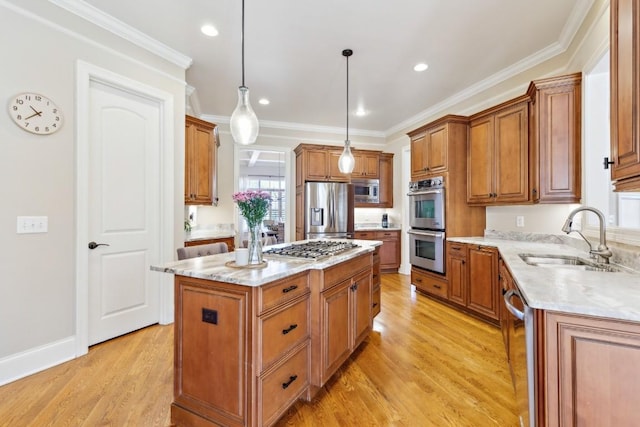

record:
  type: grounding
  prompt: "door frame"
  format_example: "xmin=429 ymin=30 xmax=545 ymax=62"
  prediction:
xmin=75 ymin=60 xmax=175 ymax=356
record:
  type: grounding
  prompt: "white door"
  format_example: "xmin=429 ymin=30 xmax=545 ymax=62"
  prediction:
xmin=87 ymin=81 xmax=161 ymax=345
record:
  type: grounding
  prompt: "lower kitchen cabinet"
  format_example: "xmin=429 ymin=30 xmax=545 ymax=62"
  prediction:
xmin=309 ymin=254 xmax=372 ymax=392
xmin=184 ymin=235 xmax=235 ymax=252
xmin=542 ymin=311 xmax=640 ymax=426
xmin=355 ymin=230 xmax=400 ymax=272
xmin=447 ymin=242 xmax=467 ymax=306
xmin=372 ymin=247 xmax=381 ymax=318
xmin=411 ymin=266 xmax=448 ymax=299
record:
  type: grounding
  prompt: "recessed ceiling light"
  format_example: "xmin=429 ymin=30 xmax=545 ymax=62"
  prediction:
xmin=200 ymin=25 xmax=218 ymax=37
xmin=258 ymin=98 xmax=270 ymax=105
xmin=355 ymin=108 xmax=367 ymax=117
xmin=414 ymin=63 xmax=429 ymax=72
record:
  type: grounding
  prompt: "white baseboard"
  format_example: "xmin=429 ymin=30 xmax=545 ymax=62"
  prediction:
xmin=0 ymin=336 xmax=76 ymax=386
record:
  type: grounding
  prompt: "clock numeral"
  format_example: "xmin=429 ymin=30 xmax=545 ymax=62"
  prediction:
xmin=34 ymin=126 xmax=40 ymax=132
xmin=16 ymin=114 xmax=22 ymax=120
xmin=12 ymin=106 xmax=18 ymax=111
xmin=55 ymin=116 xmax=60 ymax=122
xmin=52 ymin=123 xmax=57 ymax=128
xmin=24 ymin=95 xmax=31 ymax=101
xmin=16 ymin=99 xmax=24 ymax=105
xmin=53 ymin=108 xmax=58 ymax=114
xmin=44 ymin=127 xmax=49 ymax=132
xmin=24 ymin=122 xmax=30 ymax=127
xmin=35 ymin=95 xmax=42 ymax=101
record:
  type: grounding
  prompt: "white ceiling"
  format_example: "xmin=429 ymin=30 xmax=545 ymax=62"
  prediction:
xmin=80 ymin=0 xmax=590 ymax=136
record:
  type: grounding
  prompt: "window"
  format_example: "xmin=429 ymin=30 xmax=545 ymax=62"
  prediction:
xmin=245 ymin=176 xmax=286 ymax=223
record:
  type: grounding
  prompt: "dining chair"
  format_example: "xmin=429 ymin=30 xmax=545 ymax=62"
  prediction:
xmin=177 ymin=242 xmax=229 ymax=260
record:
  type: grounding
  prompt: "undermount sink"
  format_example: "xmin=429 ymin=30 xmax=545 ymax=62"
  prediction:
xmin=518 ymin=253 xmax=625 ymax=273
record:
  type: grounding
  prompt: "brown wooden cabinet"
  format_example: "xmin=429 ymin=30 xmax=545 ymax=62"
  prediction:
xmin=309 ymin=253 xmax=372 ymax=392
xmin=184 ymin=236 xmax=235 ymax=252
xmin=610 ymin=0 xmax=640 ymax=191
xmin=409 ymin=122 xmax=449 ymax=180
xmin=468 ymin=99 xmax=530 ymax=205
xmin=171 ymin=272 xmax=311 ymax=427
xmin=542 ymin=311 xmax=640 ymax=426
xmin=184 ymin=115 xmax=218 ymax=205
xmin=411 ymin=266 xmax=448 ymax=299
xmin=352 ymin=151 xmax=380 ymax=178
xmin=354 ymin=230 xmax=400 ymax=272
xmin=372 ymin=247 xmax=381 ymax=318
xmin=527 ymin=73 xmax=582 ymax=203
xmin=378 ymin=153 xmax=394 ymax=208
xmin=294 ymin=144 xmax=350 ymax=183
xmin=446 ymin=242 xmax=467 ymax=307
xmin=467 ymin=245 xmax=500 ymax=322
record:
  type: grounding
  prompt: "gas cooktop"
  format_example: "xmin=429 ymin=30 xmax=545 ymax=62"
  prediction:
xmin=263 ymin=241 xmax=360 ymax=260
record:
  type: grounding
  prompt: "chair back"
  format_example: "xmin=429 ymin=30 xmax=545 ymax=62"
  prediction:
xmin=177 ymin=242 xmax=229 ymax=260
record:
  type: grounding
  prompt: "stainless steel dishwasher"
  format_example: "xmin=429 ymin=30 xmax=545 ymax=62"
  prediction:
xmin=504 ymin=289 xmax=535 ymax=427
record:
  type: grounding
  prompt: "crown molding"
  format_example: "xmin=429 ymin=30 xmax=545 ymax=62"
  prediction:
xmin=49 ymin=0 xmax=192 ymax=69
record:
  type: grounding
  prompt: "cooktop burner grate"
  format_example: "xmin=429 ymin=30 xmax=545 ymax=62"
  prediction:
xmin=263 ymin=241 xmax=360 ymax=260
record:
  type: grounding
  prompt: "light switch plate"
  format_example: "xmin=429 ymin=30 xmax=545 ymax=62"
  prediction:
xmin=516 ymin=216 xmax=525 ymax=227
xmin=17 ymin=216 xmax=48 ymax=233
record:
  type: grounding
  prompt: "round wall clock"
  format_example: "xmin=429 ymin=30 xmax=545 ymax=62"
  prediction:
xmin=8 ymin=92 xmax=63 ymax=135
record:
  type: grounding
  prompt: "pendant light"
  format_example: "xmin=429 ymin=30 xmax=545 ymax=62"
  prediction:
xmin=338 ymin=49 xmax=355 ymax=174
xmin=230 ymin=0 xmax=259 ymax=145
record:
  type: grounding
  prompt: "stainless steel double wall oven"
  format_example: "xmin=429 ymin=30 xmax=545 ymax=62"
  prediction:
xmin=407 ymin=176 xmax=446 ymax=274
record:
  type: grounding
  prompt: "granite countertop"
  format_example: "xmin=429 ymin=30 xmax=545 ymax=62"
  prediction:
xmin=448 ymin=236 xmax=640 ymax=323
xmin=152 ymin=239 xmax=381 ymax=287
xmin=355 ymin=223 xmax=402 ymax=231
xmin=184 ymin=229 xmax=236 ymax=242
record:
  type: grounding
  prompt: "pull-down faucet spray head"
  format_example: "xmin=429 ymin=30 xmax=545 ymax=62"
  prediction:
xmin=561 ymin=218 xmax=573 ymax=234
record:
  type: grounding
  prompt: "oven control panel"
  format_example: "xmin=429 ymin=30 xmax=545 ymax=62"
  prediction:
xmin=409 ymin=176 xmax=444 ymax=191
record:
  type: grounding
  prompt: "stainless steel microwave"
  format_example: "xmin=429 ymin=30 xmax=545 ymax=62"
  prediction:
xmin=353 ymin=179 xmax=379 ymax=204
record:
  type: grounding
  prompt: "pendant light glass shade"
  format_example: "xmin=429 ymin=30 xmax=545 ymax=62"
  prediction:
xmin=230 ymin=86 xmax=259 ymax=145
xmin=338 ymin=140 xmax=355 ymax=174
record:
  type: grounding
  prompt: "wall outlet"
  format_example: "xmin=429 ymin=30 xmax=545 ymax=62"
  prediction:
xmin=516 ymin=216 xmax=525 ymax=228
xmin=17 ymin=216 xmax=48 ymax=233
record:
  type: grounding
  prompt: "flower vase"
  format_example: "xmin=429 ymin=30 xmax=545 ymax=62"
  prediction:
xmin=248 ymin=224 xmax=263 ymax=265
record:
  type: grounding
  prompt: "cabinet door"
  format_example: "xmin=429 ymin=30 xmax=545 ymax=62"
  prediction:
xmin=611 ymin=0 xmax=640 ymax=189
xmin=295 ymin=188 xmax=304 ymax=241
xmin=426 ymin=125 xmax=448 ymax=173
xmin=351 ymin=270 xmax=372 ymax=349
xmin=447 ymin=243 xmax=467 ymax=306
xmin=321 ymin=280 xmax=351 ymax=380
xmin=328 ymin=150 xmax=350 ymax=181
xmin=411 ymin=133 xmax=428 ymax=179
xmin=378 ymin=154 xmax=393 ymax=208
xmin=494 ymin=103 xmax=529 ymax=204
xmin=544 ymin=311 xmax=640 ymax=426
xmin=185 ymin=119 xmax=214 ymax=205
xmin=468 ymin=116 xmax=495 ymax=203
xmin=352 ymin=152 xmax=379 ymax=178
xmin=305 ymin=149 xmax=330 ymax=180
xmin=467 ymin=246 xmax=499 ymax=321
xmin=377 ymin=231 xmax=400 ymax=272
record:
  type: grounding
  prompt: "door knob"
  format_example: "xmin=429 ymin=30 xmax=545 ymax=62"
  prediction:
xmin=88 ymin=241 xmax=110 ymax=249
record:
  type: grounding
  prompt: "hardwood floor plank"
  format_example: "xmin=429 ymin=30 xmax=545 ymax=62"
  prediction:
xmin=0 ymin=273 xmax=517 ymax=427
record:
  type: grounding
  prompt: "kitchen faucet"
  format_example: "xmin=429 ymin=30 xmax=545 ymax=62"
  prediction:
xmin=561 ymin=206 xmax=612 ymax=264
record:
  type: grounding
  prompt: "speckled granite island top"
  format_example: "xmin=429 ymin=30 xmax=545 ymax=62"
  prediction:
xmin=449 ymin=236 xmax=640 ymax=323
xmin=151 ymin=239 xmax=381 ymax=287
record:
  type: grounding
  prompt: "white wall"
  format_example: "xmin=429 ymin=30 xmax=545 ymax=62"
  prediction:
xmin=0 ymin=1 xmax=186 ymax=383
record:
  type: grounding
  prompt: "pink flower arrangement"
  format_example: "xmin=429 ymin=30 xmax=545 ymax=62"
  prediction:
xmin=232 ymin=190 xmax=271 ymax=228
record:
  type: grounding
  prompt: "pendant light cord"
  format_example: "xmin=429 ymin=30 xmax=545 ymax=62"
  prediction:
xmin=241 ymin=0 xmax=245 ymax=87
xmin=346 ymin=53 xmax=349 ymax=141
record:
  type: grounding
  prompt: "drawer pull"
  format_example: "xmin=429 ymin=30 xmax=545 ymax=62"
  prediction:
xmin=451 ymin=247 xmax=461 ymax=251
xmin=282 ymin=285 xmax=298 ymax=293
xmin=282 ymin=374 xmax=298 ymax=389
xmin=282 ymin=324 xmax=298 ymax=335
xmin=372 ymin=302 xmax=378 ymax=308
xmin=350 ymin=284 xmax=358 ymax=292
xmin=416 ymin=278 xmax=423 ymax=283
xmin=433 ymin=284 xmax=442 ymax=289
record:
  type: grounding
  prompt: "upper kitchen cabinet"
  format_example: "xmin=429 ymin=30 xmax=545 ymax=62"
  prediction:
xmin=185 ymin=115 xmax=219 ymax=205
xmin=467 ymin=98 xmax=531 ymax=205
xmin=378 ymin=153 xmax=394 ymax=208
xmin=527 ymin=72 xmax=582 ymax=203
xmin=409 ymin=117 xmax=457 ymax=180
xmin=610 ymin=0 xmax=640 ymax=191
xmin=352 ymin=151 xmax=380 ymax=179
xmin=294 ymin=144 xmax=350 ymax=182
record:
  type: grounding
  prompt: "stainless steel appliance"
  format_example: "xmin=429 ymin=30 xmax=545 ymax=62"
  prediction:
xmin=408 ymin=177 xmax=445 ymax=230
xmin=352 ymin=178 xmax=380 ymax=204
xmin=305 ymin=182 xmax=354 ymax=239
xmin=408 ymin=176 xmax=446 ymax=274
xmin=407 ymin=229 xmax=445 ymax=274
xmin=504 ymin=288 xmax=535 ymax=427
xmin=264 ymin=240 xmax=359 ymax=260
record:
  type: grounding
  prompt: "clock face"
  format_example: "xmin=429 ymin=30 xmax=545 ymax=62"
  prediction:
xmin=8 ymin=92 xmax=63 ymax=135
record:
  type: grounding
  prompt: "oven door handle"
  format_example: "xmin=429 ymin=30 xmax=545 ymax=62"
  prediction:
xmin=407 ymin=189 xmax=443 ymax=196
xmin=407 ymin=229 xmax=445 ymax=239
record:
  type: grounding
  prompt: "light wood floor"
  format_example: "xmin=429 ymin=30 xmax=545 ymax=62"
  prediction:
xmin=0 ymin=273 xmax=518 ymax=427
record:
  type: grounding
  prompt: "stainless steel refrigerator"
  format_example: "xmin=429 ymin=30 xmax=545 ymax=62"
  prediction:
xmin=305 ymin=182 xmax=354 ymax=239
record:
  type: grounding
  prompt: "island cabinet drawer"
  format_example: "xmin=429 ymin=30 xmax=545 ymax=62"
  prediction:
xmin=258 ymin=296 xmax=309 ymax=371
xmin=258 ymin=343 xmax=309 ymax=427
xmin=322 ymin=253 xmax=371 ymax=291
xmin=258 ymin=272 xmax=309 ymax=313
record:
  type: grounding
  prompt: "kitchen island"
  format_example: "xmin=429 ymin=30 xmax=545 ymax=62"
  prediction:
xmin=151 ymin=240 xmax=380 ymax=427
